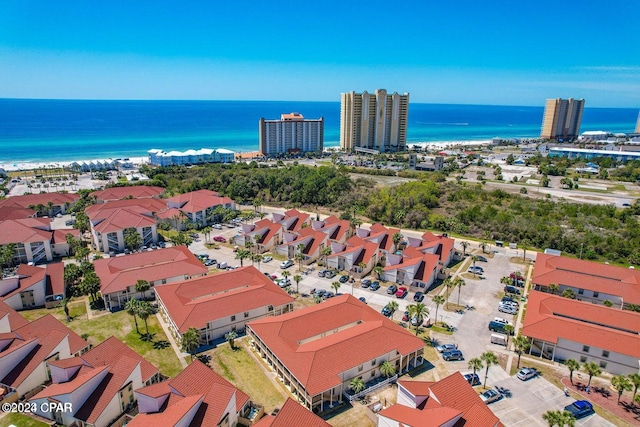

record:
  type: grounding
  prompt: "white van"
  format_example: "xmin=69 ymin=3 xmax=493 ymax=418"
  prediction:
xmin=218 ymin=261 xmax=228 ymax=269
xmin=490 ymin=333 xmax=508 ymax=346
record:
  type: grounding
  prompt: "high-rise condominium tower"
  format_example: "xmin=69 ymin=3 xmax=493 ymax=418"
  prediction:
xmin=340 ymin=89 xmax=409 ymax=152
xmin=635 ymin=110 xmax=640 ymax=133
xmin=259 ymin=113 xmax=324 ymax=156
xmin=540 ymin=98 xmax=585 ymax=140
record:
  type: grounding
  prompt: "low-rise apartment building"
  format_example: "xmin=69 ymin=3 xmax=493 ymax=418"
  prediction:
xmin=90 ymin=185 xmax=165 ymax=203
xmin=0 ymin=263 xmax=65 ymax=310
xmin=165 ymin=189 xmax=235 ymax=226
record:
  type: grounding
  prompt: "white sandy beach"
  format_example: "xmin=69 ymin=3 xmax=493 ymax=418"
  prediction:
xmin=0 ymin=156 xmax=150 ymax=172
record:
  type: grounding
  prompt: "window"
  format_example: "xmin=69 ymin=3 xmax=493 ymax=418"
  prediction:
xmin=593 ymin=292 xmax=599 ymax=298
xmin=578 ymin=289 xmax=584 ymax=295
xmin=599 ymin=361 xmax=607 ymax=369
xmin=602 ymin=350 xmax=609 ymax=358
xmin=231 ymin=315 xmax=236 ymax=321
xmin=580 ymin=356 xmax=587 ymax=363
xmin=244 ymin=312 xmax=249 ymax=318
xmin=268 ymin=305 xmax=274 ymax=311
xmin=371 ymin=371 xmax=375 ymax=378
xmin=371 ymin=359 xmax=376 ymax=366
xmin=358 ymin=365 xmax=363 ymax=372
xmin=582 ymin=345 xmax=590 ymax=353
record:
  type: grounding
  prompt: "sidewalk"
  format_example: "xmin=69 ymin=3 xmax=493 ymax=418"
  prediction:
xmin=154 ymin=313 xmax=188 ymax=369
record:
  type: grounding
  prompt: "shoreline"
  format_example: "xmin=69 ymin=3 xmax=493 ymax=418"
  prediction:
xmin=0 ymin=139 xmax=496 ymax=172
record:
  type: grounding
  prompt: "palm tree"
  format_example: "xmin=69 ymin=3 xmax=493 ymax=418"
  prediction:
xmin=137 ymin=300 xmax=153 ymax=336
xmin=62 ymin=298 xmax=71 ymax=321
xmin=562 ymin=289 xmax=576 ymax=299
xmin=520 ymin=239 xmax=531 ymax=261
xmin=181 ymin=327 xmax=200 ymax=361
xmin=350 ymin=378 xmax=366 ymax=394
xmin=392 ymin=232 xmax=403 ymax=251
xmin=468 ymin=357 xmax=483 ymax=378
xmin=460 ymin=241 xmax=469 ymax=256
xmin=331 ymin=281 xmax=341 ymax=294
xmin=481 ymin=351 xmax=498 ymax=388
xmin=503 ymin=325 xmax=514 ymax=346
xmin=225 ymin=330 xmax=238 ymax=350
xmin=470 ymin=255 xmax=479 ymax=277
xmin=125 ymin=299 xmax=140 ymax=334
xmin=293 ymin=274 xmax=302 ymax=294
xmin=253 ymin=253 xmax=263 ymax=271
xmin=295 ymin=243 xmax=306 ymax=271
xmin=582 ymin=362 xmax=602 ymax=388
xmin=548 ymin=283 xmax=559 ymax=294
xmin=542 ymin=410 xmax=562 ymax=427
xmin=124 ymin=227 xmax=142 ymax=251
xmin=513 ymin=335 xmax=530 ymax=369
xmin=432 ymin=294 xmax=445 ymax=325
xmin=444 ymin=278 xmax=456 ymax=310
xmin=235 ymin=249 xmax=251 ymax=267
xmin=282 ymin=270 xmax=291 ymax=284
xmin=386 ymin=301 xmax=399 ymax=318
xmin=407 ymin=302 xmax=429 ymax=335
xmin=135 ymin=279 xmax=150 ymax=300
xmin=628 ymin=373 xmax=640 ymax=400
xmin=80 ymin=271 xmax=101 ymax=303
xmin=611 ymin=375 xmax=632 ymax=404
xmin=455 ymin=277 xmax=466 ymax=306
xmin=379 ymin=361 xmax=396 ymax=378
xmin=201 ymin=226 xmax=212 ymax=244
xmin=373 ymin=265 xmax=384 ymax=280
xmin=566 ymin=359 xmax=580 ymax=385
xmin=479 ymin=241 xmax=487 ymax=254
xmin=321 ymin=246 xmax=332 ymax=267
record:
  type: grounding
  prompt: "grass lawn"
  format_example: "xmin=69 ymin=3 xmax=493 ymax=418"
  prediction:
xmin=18 ymin=298 xmax=87 ymax=322
xmin=207 ymin=341 xmax=285 ymax=413
xmin=0 ymin=413 xmax=49 ymax=427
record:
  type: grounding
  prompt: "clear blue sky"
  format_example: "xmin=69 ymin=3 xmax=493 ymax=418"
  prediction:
xmin=1 ymin=0 xmax=639 ymax=107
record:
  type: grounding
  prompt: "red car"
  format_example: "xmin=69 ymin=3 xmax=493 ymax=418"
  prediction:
xmin=213 ymin=236 xmax=227 ymax=243
xmin=395 ymin=286 xmax=408 ymax=298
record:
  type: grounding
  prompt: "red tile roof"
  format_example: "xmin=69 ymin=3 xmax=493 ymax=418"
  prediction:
xmin=132 ymin=360 xmax=249 ymax=427
xmin=379 ymin=404 xmax=462 ymax=427
xmin=127 ymin=395 xmax=204 ymax=427
xmin=91 ymin=208 xmax=157 ymax=234
xmin=166 ymin=189 xmax=234 ymax=214
xmin=0 ymin=193 xmax=80 ymax=209
xmin=522 ymin=290 xmax=640 ymax=358
xmin=0 ymin=206 xmax=36 ymax=220
xmin=90 ymin=185 xmax=165 ymax=202
xmin=319 ymin=215 xmax=350 ymax=242
xmin=1 ymin=264 xmax=45 ymax=300
xmin=45 ymin=262 xmax=66 ymax=296
xmin=532 ymin=254 xmax=640 ymax=304
xmin=33 ymin=365 xmax=109 ymax=398
xmin=52 ymin=228 xmax=80 ymax=244
xmin=81 ymin=336 xmax=159 ymax=383
xmin=0 ymin=300 xmax=29 ymax=331
xmin=282 ymin=209 xmax=310 ymax=232
xmin=0 ymin=218 xmax=52 ymax=245
xmin=94 ymin=246 xmax=207 ymax=295
xmin=155 ymin=266 xmax=293 ymax=333
xmin=86 ymin=198 xmax=168 ymax=216
xmin=253 ymin=398 xmax=332 ymax=427
xmin=248 ymin=295 xmax=424 ymax=396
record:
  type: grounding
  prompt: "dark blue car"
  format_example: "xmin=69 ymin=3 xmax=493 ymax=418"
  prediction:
xmin=563 ymin=400 xmax=594 ymax=419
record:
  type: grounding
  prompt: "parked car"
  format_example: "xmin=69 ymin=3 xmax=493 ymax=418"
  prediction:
xmin=280 ymin=259 xmax=294 ymax=269
xmin=358 ymin=297 xmax=367 ymax=304
xmin=262 ymin=255 xmax=273 ymax=263
xmin=323 ymin=291 xmax=335 ymax=299
xmin=563 ymin=400 xmax=594 ymax=419
xmin=213 ymin=236 xmax=226 ymax=243
xmin=402 ymin=311 xmax=410 ymax=322
xmin=190 ymin=233 xmax=199 ymax=239
xmin=442 ymin=350 xmax=464 ymax=361
xmin=212 ymin=224 xmax=222 ymax=229
xmin=395 ymin=286 xmax=408 ymax=298
xmin=468 ymin=266 xmax=484 ymax=274
xmin=475 ymin=255 xmax=488 ymax=262
xmin=493 ymin=317 xmax=513 ymax=326
xmin=325 ymin=270 xmax=337 ymax=279
xmin=488 ymin=320 xmax=514 ymax=335
xmin=387 ymin=285 xmax=398 ymax=295
xmin=480 ymin=389 xmax=502 ymax=404
xmin=516 ymin=367 xmax=537 ymax=381
xmin=410 ymin=316 xmax=423 ymax=327
xmin=381 ymin=305 xmax=395 ymax=317
xmin=313 ymin=289 xmax=327 ymax=298
xmin=65 ymin=219 xmax=75 ymax=226
xmin=498 ymin=304 xmax=518 ymax=315
xmin=205 ymin=259 xmax=216 ymax=266
xmin=361 ymin=279 xmax=372 ymax=288
xmin=339 ymin=275 xmax=349 ymax=283
xmin=318 ymin=269 xmax=329 ymax=277
xmin=501 ymin=296 xmax=518 ymax=305
xmin=436 ymin=343 xmax=457 ymax=353
xmin=413 ymin=291 xmax=424 ymax=302
xmin=370 ymin=281 xmax=381 ymax=291
xmin=463 ymin=373 xmax=481 ymax=386
xmin=504 ymin=285 xmax=521 ymax=295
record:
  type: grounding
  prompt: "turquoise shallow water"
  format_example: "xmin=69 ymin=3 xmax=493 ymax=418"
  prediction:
xmin=0 ymin=98 xmax=637 ymax=163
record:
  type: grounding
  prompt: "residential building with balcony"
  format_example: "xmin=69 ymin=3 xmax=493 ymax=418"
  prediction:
xmin=94 ymin=246 xmax=208 ymax=311
xmin=259 ymin=113 xmax=324 ymax=156
xmin=148 ymin=148 xmax=235 ymax=166
xmin=165 ymin=189 xmax=235 ymax=226
xmin=247 ymin=295 xmax=424 ymax=414
xmin=156 ymin=266 xmax=294 ymax=349
xmin=254 ymin=397 xmax=332 ymax=427
xmin=0 ymin=263 xmax=65 ymax=310
xmin=90 ymin=185 xmax=165 ymax=203
xmin=275 ymin=227 xmax=330 ymax=266
xmin=540 ymin=98 xmax=585 ymax=140
xmin=0 ymin=218 xmax=55 ymax=264
xmin=0 ymin=192 xmax=79 ymax=217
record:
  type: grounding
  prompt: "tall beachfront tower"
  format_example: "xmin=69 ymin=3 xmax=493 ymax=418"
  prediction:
xmin=540 ymin=98 xmax=585 ymax=141
xmin=635 ymin=110 xmax=640 ymax=133
xmin=340 ymin=89 xmax=409 ymax=153
xmin=259 ymin=113 xmax=324 ymax=156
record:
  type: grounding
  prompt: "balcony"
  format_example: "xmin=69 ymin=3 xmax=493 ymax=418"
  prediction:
xmin=238 ymin=402 xmax=264 ymax=426
xmin=342 ymin=374 xmax=398 ymax=402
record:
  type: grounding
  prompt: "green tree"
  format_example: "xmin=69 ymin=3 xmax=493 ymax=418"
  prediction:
xmin=582 ymin=362 xmax=602 ymax=388
xmin=281 ymin=270 xmax=291 ymax=284
xmin=455 ymin=277 xmax=466 ymax=306
xmin=80 ymin=271 xmax=101 ymax=303
xmin=460 ymin=241 xmax=469 ymax=256
xmin=548 ymin=283 xmax=559 ymax=294
xmin=124 ymin=228 xmax=142 ymax=251
xmin=321 ymin=246 xmax=332 ymax=266
xmin=628 ymin=373 xmax=640 ymax=399
xmin=235 ymin=249 xmax=251 ymax=267
xmin=201 ymin=226 xmax=212 ymax=244
xmin=479 ymin=241 xmax=487 ymax=254
xmin=407 ymin=302 xmax=429 ymax=335
xmin=0 ymin=244 xmax=17 ymax=268
xmin=373 ymin=266 xmax=384 ymax=280
xmin=503 ymin=325 xmax=514 ymax=346
xmin=295 ymin=243 xmax=306 ymax=271
xmin=513 ymin=335 xmax=530 ymax=369
xmin=63 ymin=263 xmax=82 ymax=294
xmin=543 ymin=410 xmax=575 ymax=427
xmin=468 ymin=357 xmax=483 ymax=378
xmin=65 ymin=233 xmax=78 ymax=256
xmin=293 ymin=274 xmax=302 ymax=294
xmin=481 ymin=351 xmax=498 ymax=388
xmin=331 ymin=281 xmax=341 ymax=294
xmin=74 ymin=246 xmax=90 ymax=263
xmin=252 ymin=253 xmax=263 ymax=270
xmin=432 ymin=294 xmax=445 ymax=325
xmin=611 ymin=375 xmax=632 ymax=404
xmin=225 ymin=330 xmax=238 ymax=350
xmin=566 ymin=359 xmax=580 ymax=386
xmin=379 ymin=361 xmax=396 ymax=378
xmin=561 ymin=289 xmax=576 ymax=299
xmin=385 ymin=301 xmax=399 ymax=317
xmin=62 ymin=298 xmax=71 ymax=321
xmin=392 ymin=232 xmax=403 ymax=251
xmin=125 ymin=299 xmax=141 ymax=335
xmin=135 ymin=279 xmax=150 ymax=300
xmin=181 ymin=327 xmax=200 ymax=361
xmin=350 ymin=377 xmax=366 ymax=394
xmin=137 ymin=300 xmax=153 ymax=336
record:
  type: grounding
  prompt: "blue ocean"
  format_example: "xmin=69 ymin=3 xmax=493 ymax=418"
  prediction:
xmin=0 ymin=98 xmax=638 ymax=163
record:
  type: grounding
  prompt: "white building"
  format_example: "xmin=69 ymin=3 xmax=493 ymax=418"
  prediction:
xmin=148 ymin=148 xmax=235 ymax=166
xmin=259 ymin=113 xmax=324 ymax=156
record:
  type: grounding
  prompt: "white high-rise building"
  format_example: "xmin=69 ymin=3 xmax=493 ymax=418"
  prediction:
xmin=259 ymin=113 xmax=323 ymax=156
xmin=541 ymin=98 xmax=585 ymax=140
xmin=635 ymin=110 xmax=640 ymax=133
xmin=340 ymin=89 xmax=409 ymax=152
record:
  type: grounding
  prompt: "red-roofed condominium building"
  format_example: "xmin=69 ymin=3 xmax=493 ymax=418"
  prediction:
xmin=165 ymin=189 xmax=235 ymax=227
xmin=0 ymin=314 xmax=89 ymax=404
xmin=0 ymin=192 xmax=80 ymax=217
xmin=532 ymin=253 xmax=640 ymax=309
xmin=90 ymin=185 xmax=165 ymax=203
xmin=247 ymin=295 xmax=425 ymax=414
xmin=0 ymin=218 xmax=55 ymax=264
xmin=156 ymin=266 xmax=294 ymax=349
xmin=30 ymin=336 xmax=161 ymax=427
xmin=94 ymin=246 xmax=208 ymax=311
xmin=253 ymin=397 xmax=332 ymax=427
xmin=522 ymin=290 xmax=640 ymax=375
xmin=0 ymin=263 xmax=65 ymax=310
xmin=378 ymin=373 xmax=502 ymax=427
xmin=129 ymin=359 xmax=263 ymax=427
